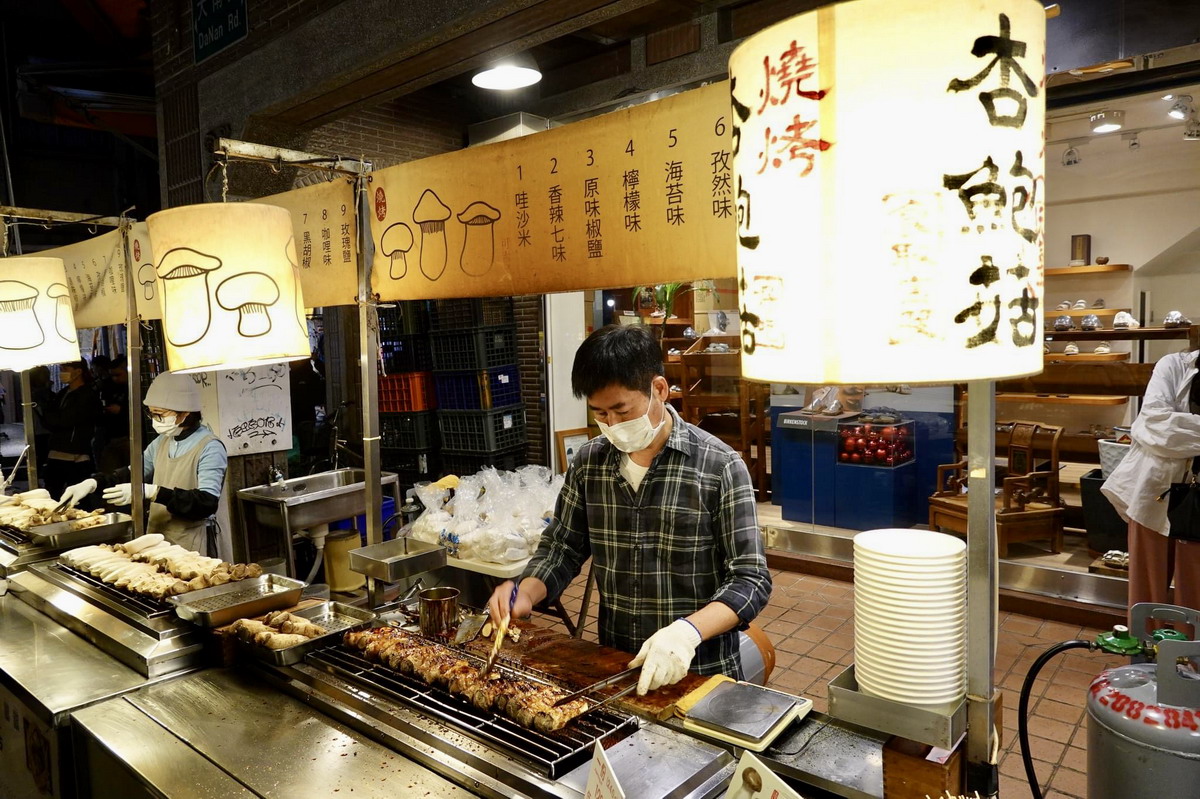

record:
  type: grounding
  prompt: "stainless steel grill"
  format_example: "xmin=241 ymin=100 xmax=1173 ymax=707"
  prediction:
xmin=307 ymin=643 xmax=639 ymax=779
xmin=0 ymin=525 xmax=32 ymax=548
xmin=50 ymin=563 xmax=176 ymax=618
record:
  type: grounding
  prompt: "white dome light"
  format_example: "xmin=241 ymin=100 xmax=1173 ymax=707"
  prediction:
xmin=472 ymin=54 xmax=541 ymax=90
xmin=1090 ymin=109 xmax=1124 ymax=133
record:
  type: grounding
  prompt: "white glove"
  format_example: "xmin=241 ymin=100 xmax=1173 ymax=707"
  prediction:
xmin=102 ymin=483 xmax=160 ymax=507
xmin=59 ymin=478 xmax=98 ymax=508
xmin=629 ymin=619 xmax=703 ymax=695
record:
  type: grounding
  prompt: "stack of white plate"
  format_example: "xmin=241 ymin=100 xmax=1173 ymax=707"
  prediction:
xmin=853 ymin=529 xmax=967 ymax=707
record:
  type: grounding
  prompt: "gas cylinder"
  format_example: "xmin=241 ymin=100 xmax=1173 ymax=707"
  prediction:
xmin=1087 ymin=639 xmax=1200 ymax=799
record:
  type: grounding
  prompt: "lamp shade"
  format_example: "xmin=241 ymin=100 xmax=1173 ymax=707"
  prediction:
xmin=0 ymin=256 xmax=80 ymax=372
xmin=730 ymin=0 xmax=1046 ymax=384
xmin=145 ymin=203 xmax=309 ymax=373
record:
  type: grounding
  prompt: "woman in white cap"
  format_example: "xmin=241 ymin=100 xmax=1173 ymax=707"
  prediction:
xmin=58 ymin=372 xmax=229 ymax=555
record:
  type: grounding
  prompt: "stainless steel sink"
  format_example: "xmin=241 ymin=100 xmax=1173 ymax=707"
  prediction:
xmin=236 ymin=468 xmax=400 ymax=577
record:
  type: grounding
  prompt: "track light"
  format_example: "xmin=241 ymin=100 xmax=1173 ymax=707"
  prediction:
xmin=1185 ymin=118 xmax=1200 ymax=142
xmin=472 ymin=53 xmax=542 ymax=90
xmin=1168 ymin=95 xmax=1194 ymax=120
xmin=1090 ymin=109 xmax=1124 ymax=133
xmin=1062 ymin=146 xmax=1081 ymax=167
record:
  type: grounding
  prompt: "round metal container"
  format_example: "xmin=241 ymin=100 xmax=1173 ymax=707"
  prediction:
xmin=1087 ymin=663 xmax=1200 ymax=799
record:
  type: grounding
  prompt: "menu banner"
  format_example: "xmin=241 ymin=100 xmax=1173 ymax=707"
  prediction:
xmin=252 ymin=178 xmax=359 ymax=309
xmin=40 ymin=222 xmax=162 ymax=329
xmin=367 ymin=81 xmax=737 ymax=300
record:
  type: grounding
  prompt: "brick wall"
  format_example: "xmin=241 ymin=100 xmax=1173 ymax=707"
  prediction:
xmin=514 ymin=295 xmax=547 ymax=466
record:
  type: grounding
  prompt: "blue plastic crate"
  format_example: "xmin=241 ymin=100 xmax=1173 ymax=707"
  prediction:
xmin=381 ymin=333 xmax=433 ymax=373
xmin=434 ymin=365 xmax=521 ymax=410
xmin=431 ymin=298 xmax=514 ymax=330
xmin=431 ymin=325 xmax=517 ymax=371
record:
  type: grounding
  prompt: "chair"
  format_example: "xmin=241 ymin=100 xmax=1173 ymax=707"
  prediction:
xmin=928 ymin=421 xmax=1064 ymax=557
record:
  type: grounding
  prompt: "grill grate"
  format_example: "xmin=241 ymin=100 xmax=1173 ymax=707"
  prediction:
xmin=307 ymin=645 xmax=638 ymax=779
xmin=51 ymin=563 xmax=176 ymax=618
xmin=183 ymin=581 xmax=280 ymax=613
xmin=0 ymin=525 xmax=31 ymax=548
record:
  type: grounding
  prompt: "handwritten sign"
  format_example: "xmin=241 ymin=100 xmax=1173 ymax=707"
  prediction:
xmin=367 ymin=81 xmax=736 ymax=301
xmin=252 ymin=179 xmax=358 ymax=309
xmin=724 ymin=751 xmax=805 ymax=799
xmin=188 ymin=362 xmax=291 ymax=455
xmin=583 ymin=741 xmax=625 ymax=799
xmin=39 ymin=222 xmax=162 ymax=329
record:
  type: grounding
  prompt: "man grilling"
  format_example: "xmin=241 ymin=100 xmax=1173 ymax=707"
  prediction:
xmin=488 ymin=325 xmax=772 ymax=695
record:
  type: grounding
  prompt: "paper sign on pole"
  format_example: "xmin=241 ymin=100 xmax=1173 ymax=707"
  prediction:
xmin=367 ymin=81 xmax=737 ymax=301
xmin=41 ymin=222 xmax=162 ymax=328
xmin=724 ymin=751 xmax=806 ymax=799
xmin=583 ymin=741 xmax=625 ymax=799
xmin=252 ymin=178 xmax=359 ymax=309
xmin=186 ymin=362 xmax=291 ymax=455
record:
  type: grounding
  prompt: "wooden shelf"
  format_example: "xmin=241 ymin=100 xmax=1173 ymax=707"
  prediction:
xmin=1044 ymin=352 xmax=1130 ymax=363
xmin=1049 ymin=307 xmax=1129 ymax=317
xmin=994 ymin=392 xmax=1128 ymax=406
xmin=1045 ymin=264 xmax=1133 ymax=276
xmin=1045 ymin=326 xmax=1196 ymax=342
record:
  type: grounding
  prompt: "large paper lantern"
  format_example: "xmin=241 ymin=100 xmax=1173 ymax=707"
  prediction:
xmin=146 ymin=203 xmax=309 ymax=373
xmin=0 ymin=256 xmax=81 ymax=372
xmin=730 ymin=0 xmax=1045 ymax=384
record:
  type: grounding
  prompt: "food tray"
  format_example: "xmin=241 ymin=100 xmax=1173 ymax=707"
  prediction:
xmin=169 ymin=574 xmax=305 ymax=627
xmin=26 ymin=512 xmax=134 ymax=548
xmin=239 ymin=601 xmax=377 ymax=666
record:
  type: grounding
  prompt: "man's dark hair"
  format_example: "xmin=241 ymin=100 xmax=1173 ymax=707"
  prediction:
xmin=571 ymin=324 xmax=664 ymax=399
xmin=109 ymin=354 xmax=127 ymax=371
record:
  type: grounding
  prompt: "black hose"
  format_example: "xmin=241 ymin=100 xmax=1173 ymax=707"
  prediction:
xmin=1019 ymin=640 xmax=1094 ymax=799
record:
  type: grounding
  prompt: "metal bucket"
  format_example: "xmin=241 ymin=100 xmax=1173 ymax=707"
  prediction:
xmin=419 ymin=587 xmax=459 ymax=638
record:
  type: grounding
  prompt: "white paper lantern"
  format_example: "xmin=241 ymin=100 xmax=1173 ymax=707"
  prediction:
xmin=146 ymin=203 xmax=309 ymax=373
xmin=0 ymin=256 xmax=81 ymax=372
xmin=730 ymin=0 xmax=1046 ymax=384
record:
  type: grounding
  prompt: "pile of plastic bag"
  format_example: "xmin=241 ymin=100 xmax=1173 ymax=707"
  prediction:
xmin=409 ymin=465 xmax=565 ymax=564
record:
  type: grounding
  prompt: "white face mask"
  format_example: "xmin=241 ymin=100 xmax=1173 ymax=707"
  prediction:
xmin=151 ymin=414 xmax=180 ymax=436
xmin=597 ymin=392 xmax=666 ymax=453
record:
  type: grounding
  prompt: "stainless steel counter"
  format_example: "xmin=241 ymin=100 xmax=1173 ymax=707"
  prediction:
xmin=71 ymin=668 xmax=469 ymax=798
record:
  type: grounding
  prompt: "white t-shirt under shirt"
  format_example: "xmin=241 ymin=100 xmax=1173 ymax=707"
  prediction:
xmin=620 ymin=453 xmax=650 ymax=492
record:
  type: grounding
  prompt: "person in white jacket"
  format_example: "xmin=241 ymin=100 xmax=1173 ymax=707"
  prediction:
xmin=1102 ymin=348 xmax=1200 ymax=615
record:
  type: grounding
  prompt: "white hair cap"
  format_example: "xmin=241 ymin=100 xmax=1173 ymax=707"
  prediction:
xmin=143 ymin=372 xmax=201 ymax=412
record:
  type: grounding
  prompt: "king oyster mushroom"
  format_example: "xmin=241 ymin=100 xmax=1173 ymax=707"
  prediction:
xmin=46 ymin=283 xmax=74 ymax=342
xmin=216 ymin=271 xmax=280 ymax=338
xmin=457 ymin=202 xmax=501 ymax=277
xmin=381 ymin=222 xmax=414 ymax=280
xmin=412 ymin=189 xmax=451 ymax=281
xmin=155 ymin=247 xmax=222 ymax=347
xmin=0 ymin=280 xmax=44 ymax=350
xmin=137 ymin=263 xmax=157 ymax=301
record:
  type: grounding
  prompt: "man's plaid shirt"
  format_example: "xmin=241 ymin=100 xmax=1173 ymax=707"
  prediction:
xmin=523 ymin=405 xmax=772 ymax=678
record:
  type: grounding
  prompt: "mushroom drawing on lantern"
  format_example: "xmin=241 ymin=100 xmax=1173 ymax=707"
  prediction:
xmin=137 ymin=263 xmax=156 ymax=301
xmin=155 ymin=247 xmax=222 ymax=347
xmin=0 ymin=280 xmax=44 ymax=350
xmin=412 ymin=189 xmax=451 ymax=281
xmin=46 ymin=283 xmax=74 ymax=342
xmin=381 ymin=222 xmax=413 ymax=280
xmin=457 ymin=202 xmax=501 ymax=277
xmin=217 ymin=272 xmax=280 ymax=338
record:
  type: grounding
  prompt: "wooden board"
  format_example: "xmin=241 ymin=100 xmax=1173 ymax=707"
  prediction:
xmin=993 ymin=393 xmax=1128 ymax=406
xmin=1048 ymin=307 xmax=1130 ymax=317
xmin=1088 ymin=557 xmax=1128 ymax=578
xmin=1044 ymin=352 xmax=1130 ymax=363
xmin=1044 ymin=264 xmax=1132 ymax=276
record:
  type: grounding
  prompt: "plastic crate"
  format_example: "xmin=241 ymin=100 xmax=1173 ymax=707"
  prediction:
xmin=378 ymin=371 xmax=436 ymax=412
xmin=381 ymin=447 xmax=439 ymax=489
xmin=381 ymin=333 xmax=433 ymax=373
xmin=434 ymin=365 xmax=521 ymax=410
xmin=380 ymin=410 xmax=438 ymax=449
xmin=437 ymin=405 xmax=527 ymax=453
xmin=379 ymin=301 xmax=431 ymax=335
xmin=440 ymin=446 xmax=527 ymax=477
xmin=431 ymin=298 xmax=514 ymax=330
xmin=431 ymin=325 xmax=517 ymax=371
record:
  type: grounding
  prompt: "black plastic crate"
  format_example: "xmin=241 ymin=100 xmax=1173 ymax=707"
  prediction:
xmin=379 ymin=411 xmax=438 ymax=450
xmin=440 ymin=446 xmax=527 ymax=477
xmin=431 ymin=325 xmax=517 ymax=371
xmin=434 ymin=365 xmax=521 ymax=410
xmin=381 ymin=333 xmax=433 ymax=373
xmin=381 ymin=447 xmax=438 ymax=488
xmin=431 ymin=298 xmax=514 ymax=330
xmin=379 ymin=301 xmax=431 ymax=336
xmin=437 ymin=405 xmax=526 ymax=453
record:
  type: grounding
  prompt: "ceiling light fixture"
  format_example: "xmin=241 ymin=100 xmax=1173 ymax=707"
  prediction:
xmin=1090 ymin=109 xmax=1124 ymax=133
xmin=472 ymin=53 xmax=542 ymax=91
xmin=1168 ymin=95 xmax=1194 ymax=120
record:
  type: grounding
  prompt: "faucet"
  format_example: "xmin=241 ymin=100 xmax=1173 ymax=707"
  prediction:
xmin=268 ymin=465 xmax=285 ymax=487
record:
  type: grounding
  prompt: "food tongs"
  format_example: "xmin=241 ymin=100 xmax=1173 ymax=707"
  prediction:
xmin=480 ymin=581 xmax=519 ymax=677
xmin=552 ymin=665 xmax=640 ymax=709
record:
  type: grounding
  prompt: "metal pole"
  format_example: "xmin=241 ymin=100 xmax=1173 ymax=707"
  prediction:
xmin=355 ymin=173 xmax=383 ymax=607
xmin=19 ymin=371 xmax=36 ymax=489
xmin=120 ymin=219 xmax=145 ymax=537
xmin=965 ymin=379 xmax=998 ymax=796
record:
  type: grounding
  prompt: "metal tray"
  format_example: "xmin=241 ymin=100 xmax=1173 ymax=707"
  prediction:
xmin=349 ymin=536 xmax=445 ymax=582
xmin=168 ymin=574 xmax=305 ymax=627
xmin=238 ymin=601 xmax=376 ymax=666
xmin=26 ymin=512 xmax=133 ymax=548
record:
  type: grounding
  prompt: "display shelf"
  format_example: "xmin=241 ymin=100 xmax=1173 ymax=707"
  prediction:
xmin=994 ymin=392 xmax=1128 ymax=406
xmin=1045 ymin=326 xmax=1198 ymax=343
xmin=1044 ymin=352 xmax=1130 ymax=364
xmin=1048 ymin=307 xmax=1129 ymax=318
xmin=1044 ymin=264 xmax=1132 ymax=276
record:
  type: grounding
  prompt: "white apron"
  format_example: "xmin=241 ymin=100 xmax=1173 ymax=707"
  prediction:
xmin=148 ymin=431 xmax=216 ymax=554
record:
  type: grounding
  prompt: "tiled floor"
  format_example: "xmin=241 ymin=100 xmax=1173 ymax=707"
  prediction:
xmin=533 ymin=560 xmax=1126 ymax=799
